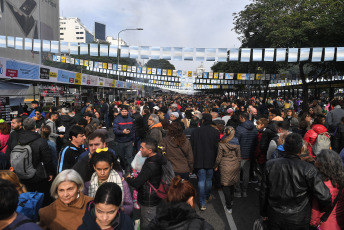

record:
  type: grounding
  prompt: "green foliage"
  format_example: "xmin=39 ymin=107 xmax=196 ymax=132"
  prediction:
xmin=145 ymin=59 xmax=175 ymax=70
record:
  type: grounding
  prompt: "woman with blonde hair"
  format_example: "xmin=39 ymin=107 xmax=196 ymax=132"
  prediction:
xmin=214 ymin=126 xmax=241 ymax=214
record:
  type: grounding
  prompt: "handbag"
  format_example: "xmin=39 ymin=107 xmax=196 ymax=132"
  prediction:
xmin=310 ymin=188 xmax=342 ymax=229
xmin=253 ymin=217 xmax=268 ymax=230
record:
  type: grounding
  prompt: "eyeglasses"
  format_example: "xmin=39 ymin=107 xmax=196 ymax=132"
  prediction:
xmin=35 ymin=113 xmax=41 ymax=115
xmin=148 ymin=118 xmax=153 ymax=120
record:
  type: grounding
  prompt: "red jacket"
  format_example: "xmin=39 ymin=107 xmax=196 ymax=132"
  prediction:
xmin=310 ymin=180 xmax=344 ymax=229
xmin=303 ymin=124 xmax=327 ymax=156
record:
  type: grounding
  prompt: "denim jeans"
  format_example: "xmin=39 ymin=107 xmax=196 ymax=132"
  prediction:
xmin=197 ymin=168 xmax=213 ymax=206
xmin=115 ymin=141 xmax=134 ymax=169
xmin=235 ymin=159 xmax=250 ymax=193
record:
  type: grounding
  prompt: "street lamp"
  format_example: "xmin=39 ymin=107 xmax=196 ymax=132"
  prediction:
xmin=117 ymin=28 xmax=143 ymax=81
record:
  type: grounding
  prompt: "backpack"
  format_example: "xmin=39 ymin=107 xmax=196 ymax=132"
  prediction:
xmin=312 ymin=132 xmax=331 ymax=156
xmin=16 ymin=192 xmax=44 ymax=221
xmin=148 ymin=157 xmax=175 ymax=200
xmin=10 ymin=142 xmax=36 ymax=180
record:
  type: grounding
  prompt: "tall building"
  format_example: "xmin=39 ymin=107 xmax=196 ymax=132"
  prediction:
xmin=106 ymin=36 xmax=127 ymax=47
xmin=59 ymin=17 xmax=94 ymax=43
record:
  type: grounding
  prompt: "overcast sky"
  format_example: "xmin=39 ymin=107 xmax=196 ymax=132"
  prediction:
xmin=60 ymin=0 xmax=251 ymax=72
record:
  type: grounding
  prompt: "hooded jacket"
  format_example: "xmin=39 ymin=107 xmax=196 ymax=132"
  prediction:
xmin=132 ymin=112 xmax=145 ymax=139
xmin=159 ymin=135 xmax=193 ymax=173
xmin=6 ymin=130 xmax=54 ymax=181
xmin=146 ymin=123 xmax=163 ymax=144
xmin=57 ymin=142 xmax=85 ymax=173
xmin=235 ymin=120 xmax=258 ymax=159
xmin=46 ymin=119 xmax=59 ymax=143
xmin=77 ymin=201 xmax=133 ymax=230
xmin=126 ymin=153 xmax=166 ymax=207
xmin=214 ymin=137 xmax=241 ymax=186
xmin=259 ymin=121 xmax=278 ymax=157
xmin=56 ymin=115 xmax=76 ymax=133
xmin=148 ymin=201 xmax=214 ymax=230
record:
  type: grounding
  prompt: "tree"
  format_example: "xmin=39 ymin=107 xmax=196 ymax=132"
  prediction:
xmin=232 ymin=0 xmax=344 ymax=108
xmin=145 ymin=59 xmax=175 ymax=70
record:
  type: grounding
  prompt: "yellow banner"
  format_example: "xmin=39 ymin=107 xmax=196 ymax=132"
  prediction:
xmin=147 ymin=68 xmax=152 ymax=74
xmin=167 ymin=69 xmax=172 ymax=76
xmin=214 ymin=72 xmax=219 ymax=79
xmin=50 ymin=72 xmax=57 ymax=78
xmin=237 ymin=73 xmax=242 ymax=80
xmin=112 ymin=80 xmax=116 ymax=88
xmin=84 ymin=60 xmax=89 ymax=66
xmin=256 ymin=74 xmax=261 ymax=80
xmin=103 ymin=63 xmax=108 ymax=69
xmin=188 ymin=71 xmax=192 ymax=77
xmin=74 ymin=73 xmax=82 ymax=85
xmin=61 ymin=56 xmax=66 ymax=63
xmin=122 ymin=65 xmax=127 ymax=72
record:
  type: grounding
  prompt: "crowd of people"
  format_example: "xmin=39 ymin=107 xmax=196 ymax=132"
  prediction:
xmin=0 ymin=94 xmax=344 ymax=229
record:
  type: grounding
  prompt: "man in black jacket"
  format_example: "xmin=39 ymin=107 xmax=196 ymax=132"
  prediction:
xmin=6 ymin=118 xmax=54 ymax=206
xmin=132 ymin=105 xmax=145 ymax=152
xmin=5 ymin=117 xmax=23 ymax=156
xmin=190 ymin=113 xmax=220 ymax=211
xmin=260 ymin=133 xmax=332 ymax=229
xmin=126 ymin=138 xmax=166 ymax=230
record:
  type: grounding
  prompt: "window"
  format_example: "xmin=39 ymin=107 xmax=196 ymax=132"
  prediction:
xmin=60 ymin=33 xmax=64 ymax=35
xmin=76 ymin=32 xmax=80 ymax=34
xmin=75 ymin=26 xmax=79 ymax=29
xmin=60 ymin=38 xmax=64 ymax=40
xmin=79 ymin=32 xmax=84 ymax=34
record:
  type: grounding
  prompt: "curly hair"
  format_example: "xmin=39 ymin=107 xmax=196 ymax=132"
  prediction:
xmin=316 ymin=149 xmax=344 ymax=189
xmin=167 ymin=122 xmax=187 ymax=147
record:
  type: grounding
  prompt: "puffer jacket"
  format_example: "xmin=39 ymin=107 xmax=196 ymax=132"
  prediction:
xmin=235 ymin=120 xmax=257 ymax=159
xmin=159 ymin=135 xmax=193 ymax=173
xmin=126 ymin=153 xmax=166 ymax=207
xmin=113 ymin=115 xmax=135 ymax=143
xmin=259 ymin=121 xmax=278 ymax=157
xmin=214 ymin=137 xmax=240 ymax=186
xmin=148 ymin=201 xmax=214 ymax=230
xmin=260 ymin=154 xmax=332 ymax=224
xmin=303 ymin=124 xmax=328 ymax=156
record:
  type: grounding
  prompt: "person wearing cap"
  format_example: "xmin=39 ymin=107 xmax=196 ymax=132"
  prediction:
xmin=190 ymin=113 xmax=220 ymax=211
xmin=84 ymin=112 xmax=100 ymax=128
xmin=100 ymin=98 xmax=110 ymax=129
xmin=113 ymin=105 xmax=135 ymax=174
xmin=170 ymin=112 xmax=185 ymax=130
xmin=73 ymin=131 xmax=119 ymax=182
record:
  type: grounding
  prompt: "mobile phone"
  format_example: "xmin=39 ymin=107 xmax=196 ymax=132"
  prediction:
xmin=19 ymin=0 xmax=37 ymax=17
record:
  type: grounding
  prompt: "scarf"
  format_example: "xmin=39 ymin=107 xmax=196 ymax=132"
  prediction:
xmin=89 ymin=169 xmax=124 ymax=202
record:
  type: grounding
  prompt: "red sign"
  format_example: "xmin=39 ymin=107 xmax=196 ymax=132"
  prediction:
xmin=6 ymin=69 xmax=18 ymax=78
xmin=87 ymin=80 xmax=91 ymax=85
xmin=69 ymin=78 xmax=74 ymax=83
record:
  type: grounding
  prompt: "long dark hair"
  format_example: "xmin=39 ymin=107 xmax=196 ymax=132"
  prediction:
xmin=94 ymin=182 xmax=122 ymax=206
xmin=167 ymin=122 xmax=187 ymax=146
xmin=316 ymin=149 xmax=344 ymax=188
xmin=90 ymin=151 xmax=122 ymax=172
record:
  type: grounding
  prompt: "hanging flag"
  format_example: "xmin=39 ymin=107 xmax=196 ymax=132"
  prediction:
xmin=173 ymin=47 xmax=183 ymax=61
xmin=217 ymin=48 xmax=227 ymax=62
xmin=60 ymin=41 xmax=69 ymax=53
xmin=167 ymin=70 xmax=172 ymax=76
xmin=214 ymin=72 xmax=219 ymax=79
xmin=241 ymin=49 xmax=251 ymax=62
xmin=147 ymin=68 xmax=152 ymax=74
xmin=206 ymin=48 xmax=216 ymax=61
xmin=209 ymin=72 xmax=214 ymax=78
xmin=196 ymin=48 xmax=205 ymax=61
xmin=129 ymin=46 xmax=139 ymax=59
xmin=184 ymin=48 xmax=194 ymax=61
xmin=51 ymin=41 xmax=59 ymax=53
xmin=120 ymin=46 xmax=129 ymax=58
xmin=42 ymin=40 xmax=50 ymax=52
xmin=69 ymin=42 xmax=78 ymax=55
xmin=264 ymin=48 xmax=274 ymax=62
xmin=162 ymin=47 xmax=172 ymax=60
xmin=100 ymin=44 xmax=108 ymax=56
xmin=177 ymin=70 xmax=182 ymax=77
xmin=162 ymin=69 xmax=167 ymax=75
xmin=288 ymin=48 xmax=298 ymax=62
xmin=24 ymin=38 xmax=32 ymax=50
xmin=137 ymin=67 xmax=142 ymax=73
xmin=311 ymin=48 xmax=323 ymax=62
xmin=109 ymin=45 xmax=118 ymax=57
xmin=140 ymin=46 xmax=150 ymax=59
xmin=142 ymin=67 xmax=147 ymax=74
xmin=300 ymin=48 xmax=310 ymax=61
xmin=276 ymin=48 xmax=286 ymax=62
xmin=324 ymin=47 xmax=335 ymax=61
xmin=61 ymin=56 xmax=66 ymax=63
xmin=219 ymin=73 xmax=224 ymax=79
xmin=7 ymin=36 xmax=14 ymax=48
xmin=229 ymin=48 xmax=239 ymax=61
xmin=33 ymin=39 xmax=41 ymax=52
xmin=151 ymin=47 xmax=160 ymax=59
xmin=80 ymin=43 xmax=88 ymax=55
xmin=15 ymin=37 xmax=23 ymax=50
xmin=252 ymin=49 xmax=263 ymax=62
xmin=84 ymin=60 xmax=89 ymax=67
xmin=337 ymin=47 xmax=344 ymax=61
xmin=0 ymin=36 xmax=6 ymax=48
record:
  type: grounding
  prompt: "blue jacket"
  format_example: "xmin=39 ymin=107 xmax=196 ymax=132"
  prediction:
xmin=271 ymin=145 xmax=285 ymax=159
xmin=235 ymin=120 xmax=257 ymax=159
xmin=113 ymin=115 xmax=135 ymax=143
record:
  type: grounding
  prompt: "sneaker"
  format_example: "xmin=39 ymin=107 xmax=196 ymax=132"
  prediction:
xmin=225 ymin=207 xmax=232 ymax=214
xmin=200 ymin=205 xmax=206 ymax=211
xmin=234 ymin=192 xmax=241 ymax=198
xmin=242 ymin=192 xmax=248 ymax=198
